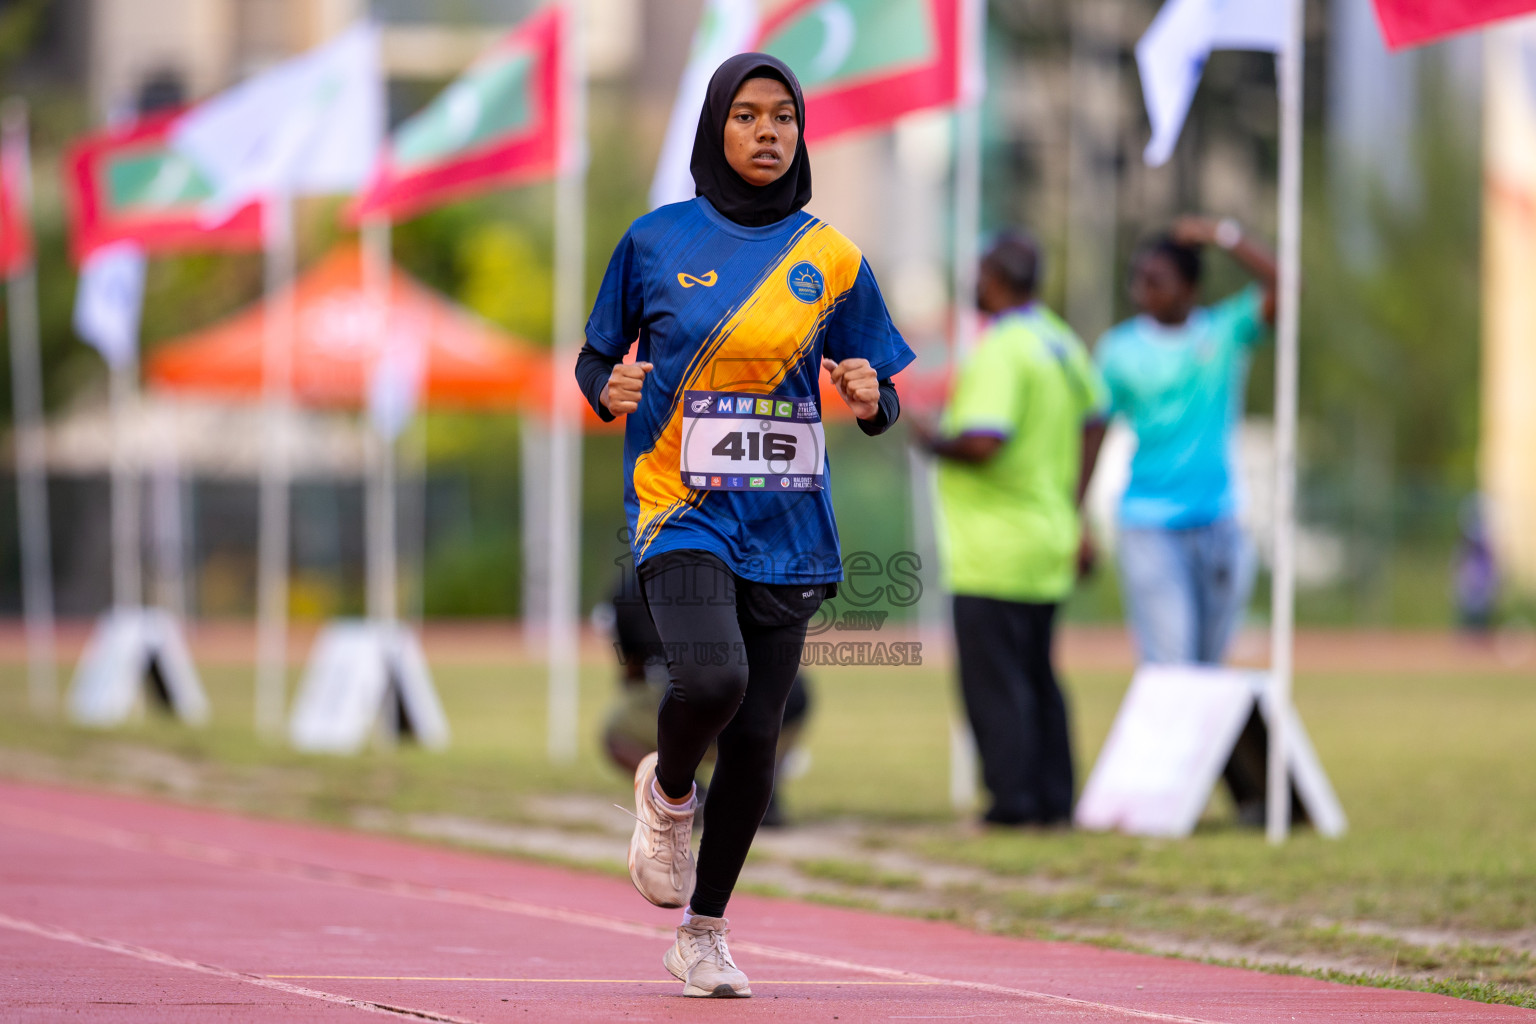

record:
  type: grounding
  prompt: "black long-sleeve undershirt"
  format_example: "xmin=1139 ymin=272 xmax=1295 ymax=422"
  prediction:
xmin=573 ymin=341 xmax=900 ymax=434
xmin=575 ymin=342 xmax=621 ymax=422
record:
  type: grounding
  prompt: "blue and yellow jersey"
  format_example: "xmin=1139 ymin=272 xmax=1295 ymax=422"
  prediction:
xmin=586 ymin=196 xmax=914 ymax=584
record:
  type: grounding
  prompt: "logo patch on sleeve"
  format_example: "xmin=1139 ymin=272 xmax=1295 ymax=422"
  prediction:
xmin=787 ymin=262 xmax=825 ymax=303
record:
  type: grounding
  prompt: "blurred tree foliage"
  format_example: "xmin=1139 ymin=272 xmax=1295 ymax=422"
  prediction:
xmin=0 ymin=0 xmax=48 ymax=73
xmin=1300 ymin=70 xmax=1482 ymax=504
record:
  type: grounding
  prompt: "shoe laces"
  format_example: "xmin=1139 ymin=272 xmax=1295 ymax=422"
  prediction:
xmin=682 ymin=920 xmax=736 ymax=971
xmin=615 ymin=797 xmax=695 ymax=891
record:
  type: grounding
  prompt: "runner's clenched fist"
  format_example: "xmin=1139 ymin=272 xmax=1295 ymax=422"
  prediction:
xmin=822 ymin=357 xmax=879 ymax=420
xmin=601 ymin=361 xmax=653 ymax=416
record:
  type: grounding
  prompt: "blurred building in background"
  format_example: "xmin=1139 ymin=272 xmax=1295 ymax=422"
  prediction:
xmin=1482 ymin=22 xmax=1536 ymax=592
xmin=82 ymin=0 xmax=646 ymax=119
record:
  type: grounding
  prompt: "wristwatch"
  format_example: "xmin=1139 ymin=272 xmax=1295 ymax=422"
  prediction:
xmin=1214 ymin=217 xmax=1243 ymax=250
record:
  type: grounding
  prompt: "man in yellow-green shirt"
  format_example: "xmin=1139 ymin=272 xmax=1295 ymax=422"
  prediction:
xmin=917 ymin=232 xmax=1107 ymax=827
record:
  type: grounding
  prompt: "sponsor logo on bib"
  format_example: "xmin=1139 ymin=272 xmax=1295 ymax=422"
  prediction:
xmin=788 ymin=261 xmax=825 ymax=303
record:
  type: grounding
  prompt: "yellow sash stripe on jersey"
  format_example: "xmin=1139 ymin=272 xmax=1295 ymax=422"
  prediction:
xmin=633 ymin=222 xmax=862 ymax=557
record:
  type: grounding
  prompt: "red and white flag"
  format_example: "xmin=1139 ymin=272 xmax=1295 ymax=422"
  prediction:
xmin=1372 ymin=0 xmax=1536 ymax=49
xmin=353 ymin=5 xmax=567 ymax=221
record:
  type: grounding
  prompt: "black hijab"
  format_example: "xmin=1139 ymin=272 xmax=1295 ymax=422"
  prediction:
xmin=690 ymin=53 xmax=813 ymax=228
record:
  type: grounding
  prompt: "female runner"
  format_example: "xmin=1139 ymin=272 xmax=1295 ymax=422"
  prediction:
xmin=575 ymin=53 xmax=913 ymax=998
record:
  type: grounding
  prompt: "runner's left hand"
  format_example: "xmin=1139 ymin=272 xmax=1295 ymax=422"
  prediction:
xmin=823 ymin=357 xmax=880 ymax=420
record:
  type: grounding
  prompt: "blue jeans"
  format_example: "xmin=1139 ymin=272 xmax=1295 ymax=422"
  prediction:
xmin=1117 ymin=517 xmax=1256 ymax=664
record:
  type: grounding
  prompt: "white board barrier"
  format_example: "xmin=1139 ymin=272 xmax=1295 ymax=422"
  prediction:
xmin=1075 ymin=665 xmax=1345 ymax=838
xmin=68 ymin=607 xmax=209 ymax=727
xmin=288 ymin=620 xmax=449 ymax=754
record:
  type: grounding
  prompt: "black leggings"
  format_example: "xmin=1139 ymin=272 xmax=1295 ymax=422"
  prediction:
xmin=641 ymin=551 xmax=822 ymax=918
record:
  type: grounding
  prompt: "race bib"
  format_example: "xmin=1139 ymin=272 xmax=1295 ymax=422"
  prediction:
xmin=679 ymin=391 xmax=824 ymax=492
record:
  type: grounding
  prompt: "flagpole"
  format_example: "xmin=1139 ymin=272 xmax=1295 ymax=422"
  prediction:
xmin=546 ymin=0 xmax=586 ymax=763
xmin=1267 ymin=0 xmax=1305 ymax=845
xmin=946 ymin=0 xmax=986 ymax=806
xmin=109 ymin=352 xmax=142 ymax=612
xmin=1065 ymin=0 xmax=1122 ymax=344
xmin=521 ymin=415 xmax=549 ymax=649
xmin=255 ymin=192 xmax=296 ymax=739
xmin=2 ymin=99 xmax=56 ymax=715
xmin=949 ymin=0 xmax=984 ymax=361
xmin=361 ymin=214 xmax=397 ymax=626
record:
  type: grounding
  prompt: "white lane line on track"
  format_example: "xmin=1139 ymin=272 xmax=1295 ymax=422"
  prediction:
xmin=0 ymin=911 xmax=485 ymax=1024
xmin=0 ymin=800 xmax=1220 ymax=1024
xmin=271 ymin=975 xmax=943 ymax=985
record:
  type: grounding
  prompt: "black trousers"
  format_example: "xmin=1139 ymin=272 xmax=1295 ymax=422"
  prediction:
xmin=640 ymin=551 xmax=824 ymax=918
xmin=952 ymin=595 xmax=1073 ymax=825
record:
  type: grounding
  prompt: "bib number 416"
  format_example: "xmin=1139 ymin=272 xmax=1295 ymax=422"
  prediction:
xmin=710 ymin=431 xmax=797 ymax=462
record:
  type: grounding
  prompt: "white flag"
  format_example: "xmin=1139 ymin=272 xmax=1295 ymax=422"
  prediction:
xmin=73 ymin=242 xmax=147 ymax=369
xmin=649 ymin=0 xmax=759 ymax=209
xmin=171 ymin=23 xmax=383 ymax=223
xmin=1137 ymin=0 xmax=1294 ymax=167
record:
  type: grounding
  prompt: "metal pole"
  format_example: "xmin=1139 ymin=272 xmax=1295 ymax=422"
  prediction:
xmin=520 ymin=415 xmax=550 ymax=648
xmin=402 ymin=413 xmax=428 ymax=626
xmin=1267 ymin=2 xmax=1305 ymax=845
xmin=149 ymin=424 xmax=189 ymax=619
xmin=546 ymin=0 xmax=587 ymax=762
xmin=109 ymin=357 xmax=142 ymax=610
xmin=361 ymin=215 xmax=397 ymax=624
xmin=255 ymin=193 xmax=296 ymax=738
xmin=2 ymin=100 xmax=56 ymax=714
xmin=949 ymin=0 xmax=985 ymax=361
xmin=1065 ymin=0 xmax=1122 ymax=344
xmin=945 ymin=0 xmax=986 ymax=803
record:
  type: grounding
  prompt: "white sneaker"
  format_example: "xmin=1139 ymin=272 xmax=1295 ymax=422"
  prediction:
xmin=626 ymin=752 xmax=695 ymax=908
xmin=663 ymin=915 xmax=752 ymax=998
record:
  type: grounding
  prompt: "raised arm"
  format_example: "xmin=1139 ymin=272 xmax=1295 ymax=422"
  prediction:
xmin=1171 ymin=216 xmax=1278 ymax=324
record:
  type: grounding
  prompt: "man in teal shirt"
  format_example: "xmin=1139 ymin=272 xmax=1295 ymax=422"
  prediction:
xmin=1095 ymin=217 xmax=1277 ymax=668
xmin=917 ymin=233 xmax=1107 ymax=827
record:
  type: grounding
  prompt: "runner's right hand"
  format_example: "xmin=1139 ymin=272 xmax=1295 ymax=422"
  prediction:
xmin=602 ymin=362 xmax=653 ymax=416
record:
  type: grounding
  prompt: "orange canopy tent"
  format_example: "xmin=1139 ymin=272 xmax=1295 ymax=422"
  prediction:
xmin=147 ymin=242 xmax=566 ymax=417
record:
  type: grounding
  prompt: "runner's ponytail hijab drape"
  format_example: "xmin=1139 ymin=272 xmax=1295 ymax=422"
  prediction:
xmin=691 ymin=53 xmax=813 ymax=228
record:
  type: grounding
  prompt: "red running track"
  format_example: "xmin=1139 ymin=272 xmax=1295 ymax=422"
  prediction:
xmin=0 ymin=780 xmax=1529 ymax=1023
